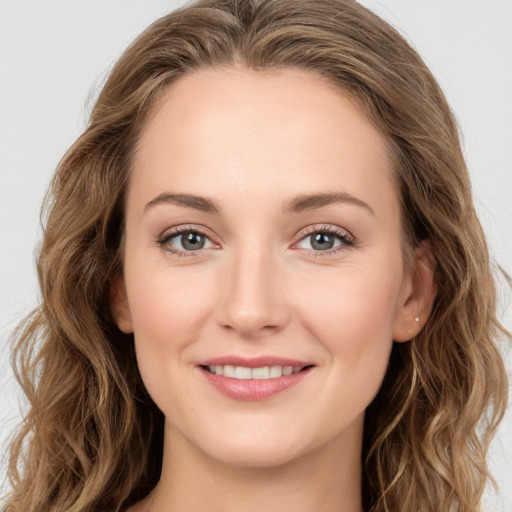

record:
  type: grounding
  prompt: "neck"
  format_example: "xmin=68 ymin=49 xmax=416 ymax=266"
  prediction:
xmin=146 ymin=419 xmax=364 ymax=512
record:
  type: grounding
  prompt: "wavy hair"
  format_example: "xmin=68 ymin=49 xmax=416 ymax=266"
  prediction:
xmin=5 ymin=1 xmax=509 ymax=511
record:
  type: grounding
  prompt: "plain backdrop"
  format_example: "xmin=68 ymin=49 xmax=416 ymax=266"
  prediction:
xmin=1 ymin=0 xmax=511 ymax=509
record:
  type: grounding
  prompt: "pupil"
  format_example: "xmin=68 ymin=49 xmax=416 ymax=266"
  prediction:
xmin=182 ymin=232 xmax=204 ymax=250
xmin=311 ymin=233 xmax=334 ymax=250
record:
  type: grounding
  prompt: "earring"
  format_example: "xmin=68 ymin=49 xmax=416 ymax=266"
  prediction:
xmin=414 ymin=317 xmax=420 ymax=323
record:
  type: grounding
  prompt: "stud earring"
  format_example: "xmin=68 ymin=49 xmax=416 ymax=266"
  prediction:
xmin=414 ymin=317 xmax=420 ymax=323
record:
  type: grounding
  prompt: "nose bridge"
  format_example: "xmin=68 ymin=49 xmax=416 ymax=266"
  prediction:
xmin=217 ymin=237 xmax=289 ymax=337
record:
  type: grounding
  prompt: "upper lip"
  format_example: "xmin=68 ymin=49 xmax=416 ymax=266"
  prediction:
xmin=198 ymin=355 xmax=314 ymax=368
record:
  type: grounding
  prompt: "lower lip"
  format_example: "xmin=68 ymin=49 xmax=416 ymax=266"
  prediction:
xmin=199 ymin=367 xmax=313 ymax=401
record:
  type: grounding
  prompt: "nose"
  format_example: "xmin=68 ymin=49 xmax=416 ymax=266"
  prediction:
xmin=215 ymin=244 xmax=290 ymax=339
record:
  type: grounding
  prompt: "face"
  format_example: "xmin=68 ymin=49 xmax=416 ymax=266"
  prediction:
xmin=111 ymin=66 xmax=434 ymax=468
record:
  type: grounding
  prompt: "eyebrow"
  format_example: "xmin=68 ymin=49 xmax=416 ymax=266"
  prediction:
xmin=282 ymin=191 xmax=375 ymax=216
xmin=145 ymin=192 xmax=222 ymax=214
xmin=144 ymin=191 xmax=375 ymax=216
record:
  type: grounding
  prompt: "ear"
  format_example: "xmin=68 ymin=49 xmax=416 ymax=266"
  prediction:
xmin=393 ymin=240 xmax=437 ymax=342
xmin=108 ymin=274 xmax=134 ymax=334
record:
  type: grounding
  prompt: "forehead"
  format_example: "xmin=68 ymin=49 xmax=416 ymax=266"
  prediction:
xmin=129 ymin=66 xmax=397 ymax=221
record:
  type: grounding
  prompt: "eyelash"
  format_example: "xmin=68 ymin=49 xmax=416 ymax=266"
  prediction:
xmin=156 ymin=225 xmax=214 ymax=257
xmin=298 ymin=225 xmax=355 ymax=257
xmin=156 ymin=224 xmax=355 ymax=258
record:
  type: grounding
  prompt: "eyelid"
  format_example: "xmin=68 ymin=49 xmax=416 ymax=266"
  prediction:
xmin=156 ymin=223 xmax=355 ymax=258
xmin=292 ymin=224 xmax=355 ymax=256
xmin=296 ymin=223 xmax=353 ymax=242
xmin=157 ymin=224 xmax=219 ymax=256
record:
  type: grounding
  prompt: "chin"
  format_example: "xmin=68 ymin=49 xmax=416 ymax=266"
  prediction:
xmin=185 ymin=422 xmax=310 ymax=468
xmin=207 ymin=442 xmax=303 ymax=468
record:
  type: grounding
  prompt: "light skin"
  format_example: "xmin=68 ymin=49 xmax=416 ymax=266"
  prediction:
xmin=112 ymin=66 xmax=436 ymax=512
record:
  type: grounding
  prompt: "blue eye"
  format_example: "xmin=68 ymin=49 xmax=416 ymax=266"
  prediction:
xmin=303 ymin=232 xmax=340 ymax=251
xmin=157 ymin=224 xmax=354 ymax=258
xmin=158 ymin=227 xmax=214 ymax=255
xmin=295 ymin=226 xmax=354 ymax=254
xmin=172 ymin=232 xmax=209 ymax=251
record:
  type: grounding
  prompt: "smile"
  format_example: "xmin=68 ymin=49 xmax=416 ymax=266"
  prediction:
xmin=205 ymin=364 xmax=305 ymax=379
xmin=198 ymin=358 xmax=315 ymax=400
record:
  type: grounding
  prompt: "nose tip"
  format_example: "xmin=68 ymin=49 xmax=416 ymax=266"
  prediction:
xmin=223 ymin=307 xmax=280 ymax=338
xmin=216 ymin=251 xmax=290 ymax=339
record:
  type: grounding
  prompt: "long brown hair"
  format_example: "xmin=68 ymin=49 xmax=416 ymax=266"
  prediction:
xmin=6 ymin=1 xmax=509 ymax=511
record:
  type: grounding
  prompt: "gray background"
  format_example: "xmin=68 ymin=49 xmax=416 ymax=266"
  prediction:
xmin=1 ymin=1 xmax=511 ymax=509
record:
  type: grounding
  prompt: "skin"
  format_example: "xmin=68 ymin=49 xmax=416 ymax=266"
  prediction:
xmin=112 ymin=66 xmax=436 ymax=512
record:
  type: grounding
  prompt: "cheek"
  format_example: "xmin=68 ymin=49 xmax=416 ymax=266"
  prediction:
xmin=291 ymin=262 xmax=403 ymax=399
xmin=296 ymin=265 xmax=402 ymax=344
xmin=124 ymin=262 xmax=216 ymax=372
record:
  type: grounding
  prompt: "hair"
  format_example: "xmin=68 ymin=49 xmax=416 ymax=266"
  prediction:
xmin=5 ymin=1 xmax=509 ymax=511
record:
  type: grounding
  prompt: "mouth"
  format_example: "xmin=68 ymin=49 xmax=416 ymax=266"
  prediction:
xmin=197 ymin=357 xmax=315 ymax=400
xmin=200 ymin=364 xmax=314 ymax=380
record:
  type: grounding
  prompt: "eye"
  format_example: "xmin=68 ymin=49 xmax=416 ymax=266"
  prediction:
xmin=295 ymin=225 xmax=354 ymax=255
xmin=157 ymin=226 xmax=216 ymax=256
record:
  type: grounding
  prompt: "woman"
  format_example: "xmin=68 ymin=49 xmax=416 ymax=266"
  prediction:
xmin=4 ymin=1 xmax=509 ymax=511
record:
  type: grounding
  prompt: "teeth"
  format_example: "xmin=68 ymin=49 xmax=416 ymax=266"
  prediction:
xmin=282 ymin=366 xmax=293 ymax=376
xmin=223 ymin=365 xmax=235 ymax=378
xmin=235 ymin=366 xmax=252 ymax=379
xmin=207 ymin=364 xmax=304 ymax=379
xmin=252 ymin=366 xmax=270 ymax=379
xmin=269 ymin=365 xmax=283 ymax=378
